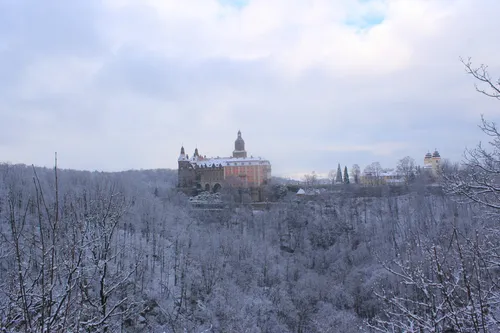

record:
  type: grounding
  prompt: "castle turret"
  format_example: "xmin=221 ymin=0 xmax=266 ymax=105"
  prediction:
xmin=178 ymin=146 xmax=186 ymax=161
xmin=233 ymin=130 xmax=247 ymax=158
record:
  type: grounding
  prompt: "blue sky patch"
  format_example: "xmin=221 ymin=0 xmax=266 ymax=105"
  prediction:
xmin=218 ymin=0 xmax=249 ymax=9
xmin=344 ymin=13 xmax=385 ymax=30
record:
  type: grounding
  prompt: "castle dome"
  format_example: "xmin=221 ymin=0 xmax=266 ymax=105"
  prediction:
xmin=432 ymin=150 xmax=440 ymax=158
xmin=425 ymin=152 xmax=432 ymax=159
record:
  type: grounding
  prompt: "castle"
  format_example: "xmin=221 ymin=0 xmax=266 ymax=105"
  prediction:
xmin=423 ymin=149 xmax=441 ymax=173
xmin=177 ymin=131 xmax=272 ymax=201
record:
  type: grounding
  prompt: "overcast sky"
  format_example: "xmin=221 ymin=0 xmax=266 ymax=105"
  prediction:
xmin=1 ymin=0 xmax=499 ymax=178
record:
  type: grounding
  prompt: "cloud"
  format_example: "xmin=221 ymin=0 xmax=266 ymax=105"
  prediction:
xmin=318 ymin=142 xmax=408 ymax=156
xmin=0 ymin=0 xmax=499 ymax=176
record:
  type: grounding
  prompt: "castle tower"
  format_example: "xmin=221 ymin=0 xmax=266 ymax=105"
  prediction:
xmin=431 ymin=149 xmax=441 ymax=170
xmin=178 ymin=146 xmax=194 ymax=188
xmin=423 ymin=149 xmax=441 ymax=174
xmin=233 ymin=130 xmax=247 ymax=158
xmin=424 ymin=152 xmax=432 ymax=167
xmin=179 ymin=146 xmax=186 ymax=160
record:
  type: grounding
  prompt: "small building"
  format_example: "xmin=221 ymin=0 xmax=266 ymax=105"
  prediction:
xmin=361 ymin=169 xmax=405 ymax=185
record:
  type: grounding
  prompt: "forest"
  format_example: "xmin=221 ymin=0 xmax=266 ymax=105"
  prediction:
xmin=1 ymin=61 xmax=500 ymax=333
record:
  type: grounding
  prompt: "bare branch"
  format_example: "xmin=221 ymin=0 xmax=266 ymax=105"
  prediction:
xmin=461 ymin=57 xmax=500 ymax=99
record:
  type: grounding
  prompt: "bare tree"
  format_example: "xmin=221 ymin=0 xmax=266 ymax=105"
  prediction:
xmin=303 ymin=171 xmax=318 ymax=189
xmin=351 ymin=164 xmax=361 ymax=184
xmin=396 ymin=156 xmax=416 ymax=184
xmin=446 ymin=60 xmax=500 ymax=209
xmin=328 ymin=169 xmax=336 ymax=186
xmin=363 ymin=162 xmax=383 ymax=185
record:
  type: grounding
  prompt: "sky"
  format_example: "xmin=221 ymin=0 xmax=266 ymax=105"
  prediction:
xmin=0 ymin=0 xmax=499 ymax=179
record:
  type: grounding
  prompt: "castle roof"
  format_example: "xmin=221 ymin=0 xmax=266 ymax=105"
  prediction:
xmin=190 ymin=156 xmax=270 ymax=168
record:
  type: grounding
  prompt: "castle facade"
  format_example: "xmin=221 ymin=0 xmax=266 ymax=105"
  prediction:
xmin=177 ymin=131 xmax=272 ymax=201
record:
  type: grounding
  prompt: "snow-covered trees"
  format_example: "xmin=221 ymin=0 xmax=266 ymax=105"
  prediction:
xmin=1 ymin=161 xmax=488 ymax=332
xmin=446 ymin=59 xmax=500 ymax=207
xmin=445 ymin=116 xmax=500 ymax=210
xmin=0 ymin=165 xmax=170 ymax=332
xmin=372 ymin=60 xmax=500 ymax=333
xmin=5 ymin=77 xmax=500 ymax=332
xmin=372 ymin=220 xmax=500 ymax=332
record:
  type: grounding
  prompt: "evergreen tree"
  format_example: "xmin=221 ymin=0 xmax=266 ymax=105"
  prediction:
xmin=343 ymin=166 xmax=350 ymax=184
xmin=335 ymin=163 xmax=342 ymax=183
